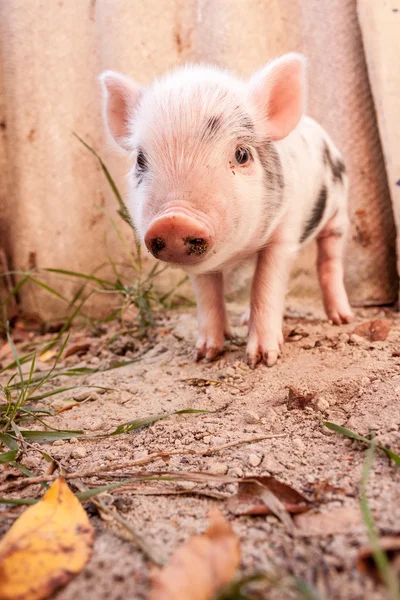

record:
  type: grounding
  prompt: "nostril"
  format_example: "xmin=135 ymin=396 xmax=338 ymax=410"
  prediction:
xmin=184 ymin=237 xmax=208 ymax=256
xmin=150 ymin=237 xmax=166 ymax=257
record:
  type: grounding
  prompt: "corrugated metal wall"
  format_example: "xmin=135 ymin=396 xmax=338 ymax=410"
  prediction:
xmin=0 ymin=0 xmax=397 ymax=319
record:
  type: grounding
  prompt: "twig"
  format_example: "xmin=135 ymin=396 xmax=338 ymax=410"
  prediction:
xmin=0 ymin=434 xmax=284 ymax=493
xmin=73 ymin=478 xmax=164 ymax=566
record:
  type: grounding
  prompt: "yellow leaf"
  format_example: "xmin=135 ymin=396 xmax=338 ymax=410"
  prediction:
xmin=39 ymin=349 xmax=57 ymax=363
xmin=0 ymin=478 xmax=94 ymax=600
xmin=150 ymin=509 xmax=240 ymax=600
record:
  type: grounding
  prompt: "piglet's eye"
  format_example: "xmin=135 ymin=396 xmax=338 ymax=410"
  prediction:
xmin=232 ymin=146 xmax=251 ymax=166
xmin=136 ymin=149 xmax=148 ymax=171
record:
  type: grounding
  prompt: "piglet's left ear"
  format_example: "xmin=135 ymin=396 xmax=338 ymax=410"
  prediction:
xmin=249 ymin=53 xmax=307 ymax=141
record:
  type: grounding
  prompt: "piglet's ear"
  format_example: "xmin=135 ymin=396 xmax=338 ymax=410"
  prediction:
xmin=249 ymin=53 xmax=307 ymax=141
xmin=99 ymin=70 xmax=143 ymax=151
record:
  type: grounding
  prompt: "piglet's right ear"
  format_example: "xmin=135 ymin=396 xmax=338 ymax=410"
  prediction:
xmin=99 ymin=70 xmax=142 ymax=151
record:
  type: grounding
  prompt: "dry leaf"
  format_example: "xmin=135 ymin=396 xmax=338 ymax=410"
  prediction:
xmin=0 ymin=477 xmax=94 ymax=600
xmin=149 ymin=509 xmax=240 ymax=600
xmin=64 ymin=339 xmax=93 ymax=358
xmin=287 ymin=386 xmax=316 ymax=410
xmin=294 ymin=507 xmax=362 ymax=536
xmin=228 ymin=476 xmax=312 ymax=518
xmin=357 ymin=536 xmax=400 ymax=583
xmin=353 ymin=319 xmax=392 ymax=342
xmin=39 ymin=349 xmax=58 ymax=363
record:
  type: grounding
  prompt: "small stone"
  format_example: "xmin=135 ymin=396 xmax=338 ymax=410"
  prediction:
xmin=104 ymin=452 xmax=116 ymax=460
xmin=208 ymin=462 xmax=229 ymax=475
xmin=73 ymin=390 xmax=90 ymax=401
xmin=69 ymin=437 xmax=79 ymax=444
xmin=339 ymin=333 xmax=350 ymax=343
xmin=89 ymin=418 xmax=104 ymax=431
xmin=225 ymin=367 xmax=236 ymax=377
xmin=292 ymin=437 xmax=305 ymax=451
xmin=335 ymin=342 xmax=346 ymax=350
xmin=90 ymin=356 xmax=100 ymax=365
xmin=248 ymin=453 xmax=263 ymax=467
xmin=349 ymin=334 xmax=366 ymax=346
xmin=361 ymin=376 xmax=371 ymax=386
xmin=178 ymin=481 xmax=196 ymax=490
xmin=262 ymin=455 xmax=283 ymax=474
xmin=88 ymin=392 xmax=100 ymax=401
xmin=53 ymin=439 xmax=66 ymax=446
xmin=230 ymin=467 xmax=244 ymax=478
xmin=71 ymin=446 xmax=87 ymax=459
xmin=317 ymin=397 xmax=330 ymax=412
xmin=50 ymin=399 xmax=65 ymax=411
xmin=226 ymin=484 xmax=236 ymax=494
xmin=244 ymin=410 xmax=260 ymax=424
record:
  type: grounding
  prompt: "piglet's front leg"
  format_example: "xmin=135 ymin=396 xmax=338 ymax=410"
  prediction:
xmin=246 ymin=238 xmax=296 ymax=369
xmin=191 ymin=272 xmax=231 ymax=361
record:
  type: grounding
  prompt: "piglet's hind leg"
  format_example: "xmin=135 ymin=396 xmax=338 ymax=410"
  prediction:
xmin=317 ymin=213 xmax=353 ymax=325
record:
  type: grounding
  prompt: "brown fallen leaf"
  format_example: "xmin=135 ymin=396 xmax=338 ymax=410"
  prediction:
xmin=149 ymin=509 xmax=240 ymax=600
xmin=357 ymin=535 xmax=400 ymax=584
xmin=64 ymin=339 xmax=93 ymax=358
xmin=353 ymin=319 xmax=392 ymax=342
xmin=0 ymin=477 xmax=94 ymax=600
xmin=294 ymin=507 xmax=362 ymax=536
xmin=287 ymin=386 xmax=316 ymax=410
xmin=228 ymin=476 xmax=312 ymax=517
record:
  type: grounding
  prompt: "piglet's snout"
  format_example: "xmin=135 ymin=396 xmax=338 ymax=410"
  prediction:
xmin=144 ymin=213 xmax=214 ymax=264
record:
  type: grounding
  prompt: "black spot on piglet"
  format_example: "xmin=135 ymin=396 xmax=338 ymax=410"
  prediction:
xmin=300 ymin=185 xmax=328 ymax=244
xmin=323 ymin=142 xmax=346 ymax=184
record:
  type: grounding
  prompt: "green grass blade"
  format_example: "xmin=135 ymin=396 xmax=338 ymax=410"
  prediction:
xmin=45 ymin=268 xmax=114 ymax=288
xmin=295 ymin=579 xmax=327 ymax=600
xmin=17 ymin=430 xmax=84 ymax=443
xmin=323 ymin=422 xmax=369 ymax=443
xmin=360 ymin=441 xmax=400 ymax=600
xmin=324 ymin=421 xmax=400 ymax=466
xmin=108 ymin=409 xmax=210 ymax=435
xmin=0 ymin=497 xmax=38 ymax=505
xmin=0 ymin=450 xmax=18 ymax=463
xmin=0 ymin=433 xmax=19 ymax=450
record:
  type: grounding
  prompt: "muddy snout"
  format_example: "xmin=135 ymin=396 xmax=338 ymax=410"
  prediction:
xmin=144 ymin=213 xmax=214 ymax=264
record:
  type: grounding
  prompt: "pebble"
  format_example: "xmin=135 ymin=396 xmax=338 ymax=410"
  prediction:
xmin=292 ymin=437 xmax=305 ymax=451
xmin=50 ymin=399 xmax=65 ymax=411
xmin=229 ymin=467 xmax=244 ymax=477
xmin=349 ymin=334 xmax=367 ymax=346
xmin=73 ymin=390 xmax=90 ymax=401
xmin=361 ymin=376 xmax=371 ymax=386
xmin=53 ymin=439 xmax=66 ymax=446
xmin=262 ymin=455 xmax=283 ymax=474
xmin=317 ymin=397 xmax=330 ymax=412
xmin=178 ymin=481 xmax=197 ymax=490
xmin=71 ymin=446 xmax=87 ymax=459
xmin=248 ymin=453 xmax=263 ymax=467
xmin=69 ymin=437 xmax=79 ymax=444
xmin=244 ymin=410 xmax=260 ymax=424
xmin=88 ymin=418 xmax=104 ymax=431
xmin=88 ymin=392 xmax=100 ymax=401
xmin=338 ymin=333 xmax=350 ymax=343
xmin=208 ymin=462 xmax=229 ymax=475
xmin=335 ymin=342 xmax=346 ymax=350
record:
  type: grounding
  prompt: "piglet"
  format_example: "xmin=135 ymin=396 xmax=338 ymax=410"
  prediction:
xmin=99 ymin=53 xmax=352 ymax=368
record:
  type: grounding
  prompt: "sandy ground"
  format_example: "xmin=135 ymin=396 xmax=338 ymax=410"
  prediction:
xmin=1 ymin=301 xmax=400 ymax=600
